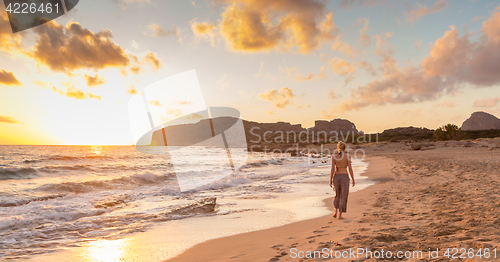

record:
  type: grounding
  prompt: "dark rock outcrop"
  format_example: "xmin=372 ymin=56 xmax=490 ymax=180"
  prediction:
xmin=381 ymin=127 xmax=432 ymax=135
xmin=311 ymin=119 xmax=358 ymax=134
xmin=461 ymin=112 xmax=500 ymax=131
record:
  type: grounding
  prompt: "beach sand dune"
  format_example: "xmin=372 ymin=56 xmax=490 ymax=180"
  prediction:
xmin=167 ymin=146 xmax=500 ymax=261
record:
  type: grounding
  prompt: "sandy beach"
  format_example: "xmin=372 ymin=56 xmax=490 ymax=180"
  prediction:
xmin=167 ymin=139 xmax=500 ymax=261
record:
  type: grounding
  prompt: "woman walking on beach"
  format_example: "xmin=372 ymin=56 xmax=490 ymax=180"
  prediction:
xmin=329 ymin=141 xmax=355 ymax=220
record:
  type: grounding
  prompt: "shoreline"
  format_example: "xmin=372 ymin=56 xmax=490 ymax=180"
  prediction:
xmin=25 ymin=156 xmax=369 ymax=262
xmin=166 ymin=156 xmax=395 ymax=262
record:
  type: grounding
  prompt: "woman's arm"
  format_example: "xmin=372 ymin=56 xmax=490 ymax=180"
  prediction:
xmin=329 ymin=156 xmax=336 ymax=188
xmin=348 ymin=156 xmax=355 ymax=187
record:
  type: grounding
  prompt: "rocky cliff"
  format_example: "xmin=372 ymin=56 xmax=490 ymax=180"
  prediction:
xmin=461 ymin=112 xmax=500 ymax=130
xmin=312 ymin=119 xmax=358 ymax=134
xmin=150 ymin=117 xmax=358 ymax=147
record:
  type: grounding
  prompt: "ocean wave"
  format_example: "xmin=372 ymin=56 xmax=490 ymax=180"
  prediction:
xmin=47 ymin=155 xmax=113 ymax=161
xmin=23 ymin=159 xmax=42 ymax=164
xmin=241 ymin=157 xmax=291 ymax=168
xmin=93 ymin=194 xmax=132 ymax=209
xmin=0 ymin=194 xmax=66 ymax=207
xmin=196 ymin=174 xmax=252 ymax=191
xmin=160 ymin=197 xmax=216 ymax=218
xmin=38 ymin=165 xmax=95 ymax=173
xmin=0 ymin=197 xmax=218 ymax=259
xmin=21 ymin=155 xmax=113 ymax=164
xmin=0 ymin=167 xmax=40 ymax=180
xmin=38 ymin=172 xmax=176 ymax=193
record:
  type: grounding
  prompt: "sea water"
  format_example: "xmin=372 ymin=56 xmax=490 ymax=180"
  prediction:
xmin=0 ymin=145 xmax=370 ymax=261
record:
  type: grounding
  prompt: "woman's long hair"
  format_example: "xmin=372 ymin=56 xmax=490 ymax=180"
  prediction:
xmin=337 ymin=141 xmax=346 ymax=156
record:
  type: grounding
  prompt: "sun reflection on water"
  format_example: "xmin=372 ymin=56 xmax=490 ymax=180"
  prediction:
xmin=81 ymin=239 xmax=129 ymax=262
xmin=91 ymin=145 xmax=102 ymax=155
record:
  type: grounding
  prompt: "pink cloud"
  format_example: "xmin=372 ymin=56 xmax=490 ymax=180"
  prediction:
xmin=473 ymin=97 xmax=500 ymax=108
xmin=405 ymin=0 xmax=447 ymax=24
xmin=338 ymin=6 xmax=500 ymax=112
xmin=357 ymin=18 xmax=371 ymax=47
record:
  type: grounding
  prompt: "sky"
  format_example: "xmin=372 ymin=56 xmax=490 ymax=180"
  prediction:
xmin=1 ymin=0 xmax=500 ymax=145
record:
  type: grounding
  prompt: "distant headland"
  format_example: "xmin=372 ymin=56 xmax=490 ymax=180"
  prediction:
xmin=149 ymin=111 xmax=500 ymax=152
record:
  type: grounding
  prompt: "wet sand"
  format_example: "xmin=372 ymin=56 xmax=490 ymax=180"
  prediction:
xmin=167 ymin=139 xmax=500 ymax=261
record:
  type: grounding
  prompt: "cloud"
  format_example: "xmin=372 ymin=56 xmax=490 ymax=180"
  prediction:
xmin=129 ymin=65 xmax=141 ymax=74
xmin=190 ymin=19 xmax=216 ymax=46
xmin=148 ymin=100 xmax=162 ymax=107
xmin=216 ymin=74 xmax=231 ymax=89
xmin=327 ymin=89 xmax=338 ymax=99
xmin=126 ymin=86 xmax=139 ymax=95
xmin=191 ymin=20 xmax=215 ymax=35
xmin=144 ymin=52 xmax=161 ymax=71
xmin=338 ymin=67 xmax=453 ymax=112
xmin=174 ymin=100 xmax=193 ymax=105
xmin=258 ymin=87 xmax=295 ymax=109
xmin=84 ymin=74 xmax=105 ymax=87
xmin=216 ymin=0 xmax=339 ymax=54
xmin=329 ymin=57 xmax=357 ymax=76
xmin=374 ymin=32 xmax=394 ymax=55
xmin=421 ymin=11 xmax=500 ymax=87
xmin=0 ymin=116 xmax=20 ymax=123
xmin=280 ymin=66 xmax=297 ymax=79
xmin=473 ymin=97 xmax=500 ymax=108
xmin=471 ymin=16 xmax=484 ymax=23
xmin=405 ymin=0 xmax=447 ymax=24
xmin=131 ymin=40 xmax=139 ymax=49
xmin=357 ymin=18 xmax=371 ymax=47
xmin=52 ymin=86 xmax=101 ymax=100
xmin=321 ymin=107 xmax=336 ymax=119
xmin=399 ymin=109 xmax=422 ymax=117
xmin=332 ymin=36 xmax=356 ymax=57
xmin=279 ymin=66 xmax=325 ymax=81
xmin=294 ymin=66 xmax=326 ymax=81
xmin=254 ymin=62 xmax=267 ymax=78
xmin=166 ymin=108 xmax=183 ymax=117
xmin=338 ymin=29 xmax=458 ymax=112
xmin=188 ymin=113 xmax=203 ymax=119
xmin=415 ymin=39 xmax=422 ymax=50
xmin=33 ymin=81 xmax=47 ymax=88
xmin=357 ymin=60 xmax=377 ymax=75
xmin=65 ymin=87 xmax=86 ymax=99
xmin=87 ymin=93 xmax=101 ymax=100
xmin=433 ymin=101 xmax=456 ymax=108
xmin=0 ymin=11 xmax=22 ymax=53
xmin=0 ymin=69 xmax=21 ymax=86
xmin=28 ymin=21 xmax=130 ymax=73
xmin=147 ymin=23 xmax=180 ymax=39
xmin=2 ymin=16 xmax=159 ymax=78
xmin=373 ymin=32 xmax=398 ymax=77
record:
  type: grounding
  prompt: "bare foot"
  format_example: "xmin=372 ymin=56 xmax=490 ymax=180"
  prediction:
xmin=332 ymin=213 xmax=337 ymax=218
xmin=338 ymin=216 xmax=344 ymax=220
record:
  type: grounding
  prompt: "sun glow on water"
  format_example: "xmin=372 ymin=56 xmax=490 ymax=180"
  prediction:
xmin=82 ymin=239 xmax=129 ymax=262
